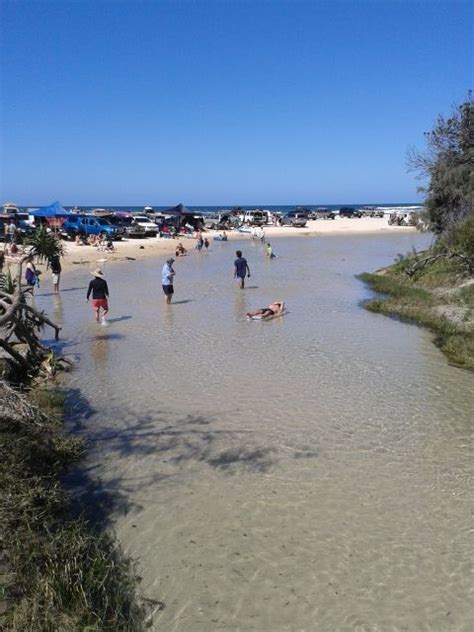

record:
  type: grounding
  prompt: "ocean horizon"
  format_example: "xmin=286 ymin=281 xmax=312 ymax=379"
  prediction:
xmin=19 ymin=202 xmax=423 ymax=214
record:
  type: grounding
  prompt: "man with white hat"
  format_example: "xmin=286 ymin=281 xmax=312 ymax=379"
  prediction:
xmin=86 ymin=269 xmax=109 ymax=322
xmin=162 ymin=258 xmax=176 ymax=304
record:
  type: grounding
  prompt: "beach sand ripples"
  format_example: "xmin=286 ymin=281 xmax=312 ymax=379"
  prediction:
xmin=37 ymin=233 xmax=473 ymax=631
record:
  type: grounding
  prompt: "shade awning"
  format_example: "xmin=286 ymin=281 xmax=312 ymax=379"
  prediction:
xmin=29 ymin=201 xmax=72 ymax=218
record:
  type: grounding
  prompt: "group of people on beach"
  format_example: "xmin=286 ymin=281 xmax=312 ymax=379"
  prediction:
xmin=13 ymin=226 xmax=281 ymax=323
xmin=195 ymin=232 xmax=210 ymax=251
xmin=74 ymin=234 xmax=115 ymax=252
xmin=23 ymin=254 xmax=62 ymax=294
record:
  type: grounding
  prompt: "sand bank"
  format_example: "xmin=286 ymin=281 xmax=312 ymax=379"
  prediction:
xmin=60 ymin=217 xmax=416 ymax=272
xmin=3 ymin=217 xmax=417 ymax=275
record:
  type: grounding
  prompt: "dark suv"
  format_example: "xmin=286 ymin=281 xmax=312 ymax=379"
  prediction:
xmin=309 ymin=208 xmax=336 ymax=220
xmin=339 ymin=207 xmax=363 ymax=218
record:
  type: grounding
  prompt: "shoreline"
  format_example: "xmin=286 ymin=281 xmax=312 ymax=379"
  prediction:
xmin=12 ymin=217 xmax=416 ymax=275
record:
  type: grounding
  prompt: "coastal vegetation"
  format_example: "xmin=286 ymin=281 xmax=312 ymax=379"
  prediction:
xmin=0 ymin=231 xmax=148 ymax=629
xmin=361 ymin=95 xmax=474 ymax=369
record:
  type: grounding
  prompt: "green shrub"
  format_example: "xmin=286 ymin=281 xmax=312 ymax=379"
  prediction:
xmin=1 ymin=385 xmax=147 ymax=630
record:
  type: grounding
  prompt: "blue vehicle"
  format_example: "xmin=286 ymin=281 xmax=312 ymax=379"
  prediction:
xmin=61 ymin=214 xmax=124 ymax=240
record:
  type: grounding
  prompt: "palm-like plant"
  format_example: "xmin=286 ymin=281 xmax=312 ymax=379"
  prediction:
xmin=24 ymin=226 xmax=66 ymax=264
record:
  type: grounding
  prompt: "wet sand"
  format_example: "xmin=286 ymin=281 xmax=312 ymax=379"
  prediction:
xmin=35 ymin=231 xmax=472 ymax=632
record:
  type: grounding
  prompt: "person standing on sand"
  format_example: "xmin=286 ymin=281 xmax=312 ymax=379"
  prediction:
xmin=5 ymin=218 xmax=18 ymax=245
xmin=234 ymin=250 xmax=251 ymax=289
xmin=162 ymin=257 xmax=176 ymax=304
xmin=86 ymin=269 xmax=109 ymax=322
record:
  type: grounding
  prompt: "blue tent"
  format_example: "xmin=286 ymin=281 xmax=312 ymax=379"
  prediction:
xmin=29 ymin=201 xmax=72 ymax=218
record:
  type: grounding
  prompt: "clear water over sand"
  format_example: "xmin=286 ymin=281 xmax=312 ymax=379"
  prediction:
xmin=38 ymin=233 xmax=473 ymax=631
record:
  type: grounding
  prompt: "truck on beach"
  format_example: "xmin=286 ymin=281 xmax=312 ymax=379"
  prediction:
xmin=61 ymin=214 xmax=125 ymax=240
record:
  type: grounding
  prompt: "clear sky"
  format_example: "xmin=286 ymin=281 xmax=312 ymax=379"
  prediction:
xmin=0 ymin=0 xmax=471 ymax=206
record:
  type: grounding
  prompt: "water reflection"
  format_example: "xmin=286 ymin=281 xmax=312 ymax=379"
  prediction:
xmin=51 ymin=294 xmax=64 ymax=325
xmin=88 ymin=330 xmax=124 ymax=371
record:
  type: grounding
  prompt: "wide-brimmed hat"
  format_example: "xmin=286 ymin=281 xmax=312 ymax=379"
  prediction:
xmin=91 ymin=269 xmax=105 ymax=278
xmin=167 ymin=258 xmax=175 ymax=264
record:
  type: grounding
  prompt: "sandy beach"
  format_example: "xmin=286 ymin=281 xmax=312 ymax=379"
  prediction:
xmin=2 ymin=217 xmax=416 ymax=275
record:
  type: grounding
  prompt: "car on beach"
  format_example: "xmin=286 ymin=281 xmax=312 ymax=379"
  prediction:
xmin=61 ymin=214 xmax=125 ymax=240
xmin=308 ymin=208 xmax=336 ymax=220
xmin=106 ymin=214 xmax=147 ymax=238
xmin=280 ymin=211 xmax=308 ymax=227
xmin=204 ymin=213 xmax=233 ymax=230
xmin=338 ymin=207 xmax=363 ymax=218
xmin=241 ymin=210 xmax=267 ymax=226
xmin=0 ymin=214 xmax=36 ymax=243
xmin=359 ymin=206 xmax=384 ymax=218
xmin=126 ymin=221 xmax=147 ymax=238
xmin=131 ymin=215 xmax=158 ymax=236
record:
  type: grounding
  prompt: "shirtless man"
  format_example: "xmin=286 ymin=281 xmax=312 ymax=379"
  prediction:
xmin=246 ymin=301 xmax=285 ymax=319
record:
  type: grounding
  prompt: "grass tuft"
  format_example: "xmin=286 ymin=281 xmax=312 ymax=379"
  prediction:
xmin=0 ymin=383 xmax=147 ymax=630
xmin=358 ymin=265 xmax=474 ymax=371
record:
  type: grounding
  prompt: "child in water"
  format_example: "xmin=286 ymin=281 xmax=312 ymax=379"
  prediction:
xmin=266 ymin=243 xmax=275 ymax=258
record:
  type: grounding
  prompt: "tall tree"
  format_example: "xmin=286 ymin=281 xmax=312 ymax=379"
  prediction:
xmin=408 ymin=95 xmax=473 ymax=235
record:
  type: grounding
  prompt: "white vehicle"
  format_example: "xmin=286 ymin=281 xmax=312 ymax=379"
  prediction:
xmin=132 ymin=215 xmax=158 ymax=235
xmin=241 ymin=210 xmax=267 ymax=226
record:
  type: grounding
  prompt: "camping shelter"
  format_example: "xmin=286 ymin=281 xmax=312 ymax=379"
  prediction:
xmin=29 ymin=201 xmax=72 ymax=218
xmin=29 ymin=201 xmax=72 ymax=230
xmin=162 ymin=203 xmax=204 ymax=230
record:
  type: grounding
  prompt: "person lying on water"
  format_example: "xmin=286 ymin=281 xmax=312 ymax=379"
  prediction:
xmin=246 ymin=301 xmax=285 ymax=318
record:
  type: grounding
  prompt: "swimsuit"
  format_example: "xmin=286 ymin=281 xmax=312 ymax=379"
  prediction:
xmin=261 ymin=308 xmax=275 ymax=316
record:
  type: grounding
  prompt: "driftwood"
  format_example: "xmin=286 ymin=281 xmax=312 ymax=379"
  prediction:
xmin=0 ymin=254 xmax=62 ymax=378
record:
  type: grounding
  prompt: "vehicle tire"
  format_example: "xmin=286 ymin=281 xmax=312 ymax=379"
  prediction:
xmin=100 ymin=232 xmax=107 ymax=239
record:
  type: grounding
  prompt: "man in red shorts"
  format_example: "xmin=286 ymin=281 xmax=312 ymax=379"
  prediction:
xmin=86 ymin=269 xmax=109 ymax=322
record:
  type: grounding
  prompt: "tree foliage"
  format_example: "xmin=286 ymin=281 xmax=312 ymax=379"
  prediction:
xmin=408 ymin=95 xmax=473 ymax=235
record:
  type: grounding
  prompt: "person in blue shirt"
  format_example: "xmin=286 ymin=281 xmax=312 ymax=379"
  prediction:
xmin=234 ymin=250 xmax=251 ymax=289
xmin=162 ymin=258 xmax=176 ymax=304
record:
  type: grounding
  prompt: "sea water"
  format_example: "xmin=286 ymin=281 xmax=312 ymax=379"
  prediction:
xmin=37 ymin=232 xmax=472 ymax=631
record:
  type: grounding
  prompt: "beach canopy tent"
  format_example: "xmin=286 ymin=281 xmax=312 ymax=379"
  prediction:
xmin=162 ymin=203 xmax=204 ymax=230
xmin=29 ymin=201 xmax=72 ymax=229
xmin=162 ymin=203 xmax=189 ymax=216
xmin=29 ymin=201 xmax=72 ymax=218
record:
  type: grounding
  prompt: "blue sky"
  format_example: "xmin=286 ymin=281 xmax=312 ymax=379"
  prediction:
xmin=1 ymin=0 xmax=471 ymax=206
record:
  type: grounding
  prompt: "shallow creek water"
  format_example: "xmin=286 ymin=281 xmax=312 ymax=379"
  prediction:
xmin=37 ymin=233 xmax=472 ymax=632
